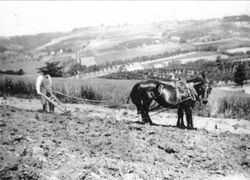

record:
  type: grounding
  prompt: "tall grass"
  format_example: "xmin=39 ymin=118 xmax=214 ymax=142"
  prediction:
xmin=0 ymin=75 xmax=37 ymax=98
xmin=217 ymin=95 xmax=250 ymax=120
xmin=1 ymin=75 xmax=250 ymax=120
xmin=207 ymin=88 xmax=250 ymax=120
xmin=51 ymin=77 xmax=138 ymax=107
xmin=0 ymin=75 xmax=138 ymax=108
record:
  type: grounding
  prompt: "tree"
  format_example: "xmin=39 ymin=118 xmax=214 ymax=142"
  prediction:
xmin=179 ymin=38 xmax=187 ymax=43
xmin=68 ymin=63 xmax=82 ymax=75
xmin=234 ymin=63 xmax=246 ymax=87
xmin=38 ymin=61 xmax=63 ymax=77
xmin=17 ymin=69 xmax=24 ymax=75
xmin=215 ymin=56 xmax=223 ymax=71
xmin=0 ymin=45 xmax=7 ymax=53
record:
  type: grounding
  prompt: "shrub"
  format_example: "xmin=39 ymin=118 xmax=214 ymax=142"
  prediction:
xmin=80 ymin=85 xmax=103 ymax=103
xmin=0 ymin=76 xmax=37 ymax=98
xmin=37 ymin=61 xmax=63 ymax=77
xmin=217 ymin=96 xmax=250 ymax=120
xmin=67 ymin=63 xmax=82 ymax=76
xmin=0 ymin=69 xmax=24 ymax=75
xmin=193 ymin=101 xmax=211 ymax=117
xmin=234 ymin=64 xmax=246 ymax=87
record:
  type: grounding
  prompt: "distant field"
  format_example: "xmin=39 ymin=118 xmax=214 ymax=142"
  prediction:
xmin=176 ymin=52 xmax=228 ymax=64
xmin=226 ymin=47 xmax=250 ymax=54
xmin=217 ymin=84 xmax=250 ymax=94
xmin=193 ymin=38 xmax=250 ymax=49
xmin=193 ymin=38 xmax=233 ymax=46
xmin=0 ymin=53 xmax=77 ymax=74
xmin=84 ymin=38 xmax=250 ymax=66
xmin=0 ymin=61 xmax=45 ymax=74
xmin=35 ymin=27 xmax=104 ymax=51
xmin=138 ymin=51 xmax=227 ymax=68
xmin=94 ymin=43 xmax=190 ymax=64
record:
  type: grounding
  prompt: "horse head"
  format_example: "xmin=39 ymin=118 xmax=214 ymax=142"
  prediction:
xmin=190 ymin=72 xmax=212 ymax=105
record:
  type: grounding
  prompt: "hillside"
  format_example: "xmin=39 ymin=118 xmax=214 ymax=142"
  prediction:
xmin=1 ymin=15 xmax=250 ymax=75
xmin=1 ymin=16 xmax=250 ymax=54
xmin=0 ymin=32 xmax=67 ymax=51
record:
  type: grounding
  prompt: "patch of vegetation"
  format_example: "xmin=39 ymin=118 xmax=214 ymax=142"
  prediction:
xmin=37 ymin=61 xmax=63 ymax=77
xmin=223 ymin=15 xmax=250 ymax=22
xmin=0 ymin=45 xmax=7 ymax=53
xmin=0 ymin=32 xmax=66 ymax=50
xmin=67 ymin=63 xmax=86 ymax=76
xmin=0 ymin=75 xmax=136 ymax=108
xmin=99 ymin=38 xmax=163 ymax=52
xmin=101 ymin=59 xmax=250 ymax=84
xmin=234 ymin=63 xmax=247 ymax=87
xmin=217 ymin=95 xmax=250 ymax=120
xmin=0 ymin=76 xmax=37 ymax=98
xmin=0 ymin=69 xmax=24 ymax=75
xmin=44 ymin=36 xmax=95 ymax=53
xmin=79 ymin=85 xmax=103 ymax=103
xmin=193 ymin=101 xmax=211 ymax=117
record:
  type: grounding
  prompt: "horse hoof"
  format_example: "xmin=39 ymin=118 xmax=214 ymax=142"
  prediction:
xmin=187 ymin=127 xmax=197 ymax=130
xmin=177 ymin=125 xmax=185 ymax=129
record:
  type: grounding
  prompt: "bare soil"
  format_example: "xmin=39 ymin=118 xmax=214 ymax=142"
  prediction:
xmin=0 ymin=97 xmax=250 ymax=180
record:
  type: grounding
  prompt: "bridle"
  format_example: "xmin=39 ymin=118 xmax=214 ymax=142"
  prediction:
xmin=192 ymin=80 xmax=210 ymax=102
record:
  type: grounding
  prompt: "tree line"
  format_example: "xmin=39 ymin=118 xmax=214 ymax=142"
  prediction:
xmin=101 ymin=59 xmax=250 ymax=86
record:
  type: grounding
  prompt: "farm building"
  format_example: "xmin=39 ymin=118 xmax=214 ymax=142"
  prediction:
xmin=170 ymin=36 xmax=181 ymax=41
xmin=153 ymin=64 xmax=163 ymax=69
xmin=122 ymin=63 xmax=144 ymax=72
xmin=226 ymin=47 xmax=250 ymax=54
xmin=80 ymin=56 xmax=97 ymax=67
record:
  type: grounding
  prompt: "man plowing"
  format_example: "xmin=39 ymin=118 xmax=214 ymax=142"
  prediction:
xmin=36 ymin=72 xmax=55 ymax=113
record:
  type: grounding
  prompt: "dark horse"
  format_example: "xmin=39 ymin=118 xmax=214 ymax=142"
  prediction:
xmin=129 ymin=73 xmax=212 ymax=129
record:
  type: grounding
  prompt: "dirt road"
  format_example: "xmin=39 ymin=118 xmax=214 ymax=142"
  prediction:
xmin=0 ymin=97 xmax=250 ymax=179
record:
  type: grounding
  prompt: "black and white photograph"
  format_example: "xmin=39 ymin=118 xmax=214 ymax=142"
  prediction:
xmin=0 ymin=1 xmax=250 ymax=179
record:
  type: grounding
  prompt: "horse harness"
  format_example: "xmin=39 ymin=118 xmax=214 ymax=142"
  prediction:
xmin=170 ymin=80 xmax=196 ymax=103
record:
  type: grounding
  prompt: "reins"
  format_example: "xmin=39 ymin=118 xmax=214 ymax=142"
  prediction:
xmin=53 ymin=90 xmax=112 ymax=104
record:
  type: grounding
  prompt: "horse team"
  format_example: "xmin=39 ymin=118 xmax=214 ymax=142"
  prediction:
xmin=129 ymin=72 xmax=212 ymax=129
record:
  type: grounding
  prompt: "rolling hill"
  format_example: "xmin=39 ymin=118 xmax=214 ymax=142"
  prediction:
xmin=1 ymin=15 xmax=250 ymax=75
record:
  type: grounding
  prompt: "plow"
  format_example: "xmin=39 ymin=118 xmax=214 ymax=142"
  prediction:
xmin=40 ymin=93 xmax=71 ymax=115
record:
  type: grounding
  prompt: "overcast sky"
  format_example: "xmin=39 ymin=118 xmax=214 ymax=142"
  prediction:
xmin=0 ymin=1 xmax=249 ymax=36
